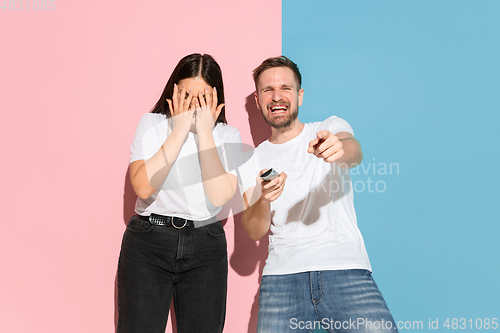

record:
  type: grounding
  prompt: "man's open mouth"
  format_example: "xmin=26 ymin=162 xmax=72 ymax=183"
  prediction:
xmin=269 ymin=105 xmax=289 ymax=114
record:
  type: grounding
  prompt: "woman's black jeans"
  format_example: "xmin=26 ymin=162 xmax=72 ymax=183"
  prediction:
xmin=117 ymin=216 xmax=228 ymax=333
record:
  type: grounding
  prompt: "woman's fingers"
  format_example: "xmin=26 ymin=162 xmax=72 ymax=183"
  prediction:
xmin=172 ymin=84 xmax=221 ymax=123
xmin=198 ymin=89 xmax=207 ymax=108
xmin=171 ymin=84 xmax=179 ymax=115
xmin=212 ymin=87 xmax=218 ymax=111
xmin=182 ymin=86 xmax=194 ymax=112
xmin=171 ymin=83 xmax=195 ymax=115
xmin=205 ymin=86 xmax=213 ymax=110
xmin=166 ymin=99 xmax=173 ymax=114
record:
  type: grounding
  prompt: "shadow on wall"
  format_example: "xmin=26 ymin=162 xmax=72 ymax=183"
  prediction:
xmin=245 ymin=93 xmax=271 ymax=147
xmin=122 ymin=167 xmax=136 ymax=227
xmin=229 ymin=93 xmax=272 ymax=332
xmin=217 ymin=190 xmax=269 ymax=333
xmin=115 ymin=167 xmax=137 ymax=331
xmin=231 ymin=210 xmax=269 ymax=333
xmin=115 ymin=93 xmax=272 ymax=332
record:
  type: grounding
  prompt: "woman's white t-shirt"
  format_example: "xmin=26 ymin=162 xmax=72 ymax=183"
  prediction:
xmin=130 ymin=113 xmax=241 ymax=221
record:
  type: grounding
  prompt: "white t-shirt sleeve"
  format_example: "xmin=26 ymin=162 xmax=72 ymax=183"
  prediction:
xmin=130 ymin=113 xmax=166 ymax=163
xmin=237 ymin=150 xmax=259 ymax=195
xmin=219 ymin=126 xmax=242 ymax=177
xmin=322 ymin=116 xmax=355 ymax=137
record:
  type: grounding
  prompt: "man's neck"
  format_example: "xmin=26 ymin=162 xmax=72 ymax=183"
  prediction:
xmin=269 ymin=119 xmax=305 ymax=144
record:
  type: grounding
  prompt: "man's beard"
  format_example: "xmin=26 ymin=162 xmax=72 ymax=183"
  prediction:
xmin=262 ymin=104 xmax=298 ymax=129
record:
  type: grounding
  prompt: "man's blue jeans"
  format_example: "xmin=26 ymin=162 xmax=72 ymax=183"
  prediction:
xmin=257 ymin=269 xmax=398 ymax=333
xmin=117 ymin=216 xmax=227 ymax=333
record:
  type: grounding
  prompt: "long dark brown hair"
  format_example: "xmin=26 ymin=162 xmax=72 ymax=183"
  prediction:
xmin=150 ymin=53 xmax=227 ymax=124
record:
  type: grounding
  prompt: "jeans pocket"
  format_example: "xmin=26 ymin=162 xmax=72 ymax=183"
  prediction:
xmin=203 ymin=221 xmax=225 ymax=237
xmin=126 ymin=216 xmax=155 ymax=234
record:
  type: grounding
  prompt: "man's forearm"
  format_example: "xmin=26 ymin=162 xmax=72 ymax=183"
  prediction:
xmin=337 ymin=137 xmax=363 ymax=169
xmin=241 ymin=195 xmax=271 ymax=241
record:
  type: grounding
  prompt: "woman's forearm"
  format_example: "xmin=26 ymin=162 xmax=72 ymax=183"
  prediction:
xmin=130 ymin=128 xmax=187 ymax=200
xmin=197 ymin=131 xmax=237 ymax=207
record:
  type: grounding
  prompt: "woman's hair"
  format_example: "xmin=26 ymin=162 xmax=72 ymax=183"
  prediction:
xmin=150 ymin=53 xmax=227 ymax=124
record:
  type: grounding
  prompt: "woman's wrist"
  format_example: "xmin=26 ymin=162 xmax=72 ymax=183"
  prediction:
xmin=196 ymin=126 xmax=215 ymax=139
xmin=170 ymin=125 xmax=190 ymax=139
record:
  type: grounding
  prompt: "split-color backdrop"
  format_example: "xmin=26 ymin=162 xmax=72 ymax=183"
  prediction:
xmin=1 ymin=1 xmax=498 ymax=332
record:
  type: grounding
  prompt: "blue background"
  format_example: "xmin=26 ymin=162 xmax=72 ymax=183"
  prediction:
xmin=282 ymin=1 xmax=500 ymax=331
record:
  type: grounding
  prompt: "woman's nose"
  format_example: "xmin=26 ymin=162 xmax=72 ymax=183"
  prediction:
xmin=189 ymin=95 xmax=199 ymax=108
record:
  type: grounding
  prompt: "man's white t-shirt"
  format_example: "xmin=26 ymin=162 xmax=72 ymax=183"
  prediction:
xmin=238 ymin=116 xmax=372 ymax=276
xmin=130 ymin=113 xmax=241 ymax=221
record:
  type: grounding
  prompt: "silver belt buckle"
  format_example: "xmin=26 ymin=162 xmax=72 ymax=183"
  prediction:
xmin=172 ymin=217 xmax=188 ymax=229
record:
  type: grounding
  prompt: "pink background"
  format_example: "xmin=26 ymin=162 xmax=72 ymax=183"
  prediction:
xmin=0 ymin=1 xmax=280 ymax=332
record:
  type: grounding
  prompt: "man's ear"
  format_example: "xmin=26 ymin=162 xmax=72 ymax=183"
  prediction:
xmin=298 ymin=88 xmax=304 ymax=106
xmin=254 ymin=91 xmax=261 ymax=110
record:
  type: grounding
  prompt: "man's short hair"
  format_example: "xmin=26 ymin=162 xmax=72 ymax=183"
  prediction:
xmin=252 ymin=56 xmax=302 ymax=90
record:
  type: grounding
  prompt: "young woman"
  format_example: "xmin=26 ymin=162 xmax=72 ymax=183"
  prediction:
xmin=117 ymin=54 xmax=241 ymax=333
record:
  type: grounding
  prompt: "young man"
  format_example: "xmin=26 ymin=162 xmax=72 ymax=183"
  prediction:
xmin=238 ymin=56 xmax=398 ymax=333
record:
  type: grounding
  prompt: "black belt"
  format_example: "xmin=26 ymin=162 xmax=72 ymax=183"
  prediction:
xmin=136 ymin=213 xmax=216 ymax=229
xmin=136 ymin=213 xmax=193 ymax=229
